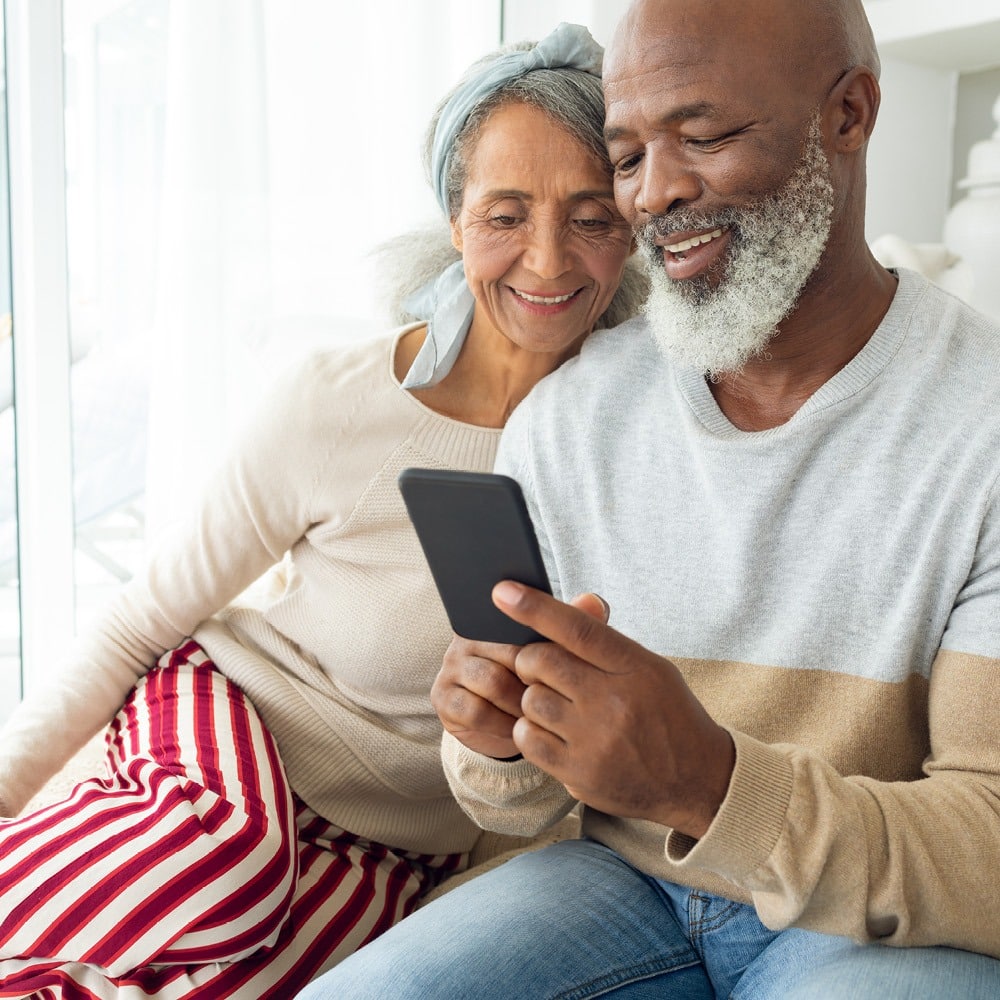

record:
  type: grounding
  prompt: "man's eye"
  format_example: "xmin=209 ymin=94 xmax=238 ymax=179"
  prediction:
xmin=614 ymin=153 xmax=642 ymax=175
xmin=686 ymin=129 xmax=741 ymax=149
xmin=575 ymin=218 xmax=610 ymax=230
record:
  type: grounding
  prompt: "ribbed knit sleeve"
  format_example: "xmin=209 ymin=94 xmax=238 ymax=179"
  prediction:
xmin=440 ymin=731 xmax=575 ymax=837
xmin=0 ymin=351 xmax=332 ymax=815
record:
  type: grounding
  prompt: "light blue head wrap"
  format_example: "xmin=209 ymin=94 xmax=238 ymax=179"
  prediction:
xmin=401 ymin=22 xmax=605 ymax=390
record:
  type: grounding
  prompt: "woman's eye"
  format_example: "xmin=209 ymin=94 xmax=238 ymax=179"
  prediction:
xmin=491 ymin=214 xmax=521 ymax=227
xmin=574 ymin=218 xmax=610 ymax=231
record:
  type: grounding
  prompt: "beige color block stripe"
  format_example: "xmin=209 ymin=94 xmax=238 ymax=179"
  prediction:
xmin=673 ymin=656 xmax=932 ymax=782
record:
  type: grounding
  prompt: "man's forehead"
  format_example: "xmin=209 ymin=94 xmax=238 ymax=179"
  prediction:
xmin=604 ymin=0 xmax=795 ymax=86
xmin=604 ymin=21 xmax=708 ymax=84
xmin=603 ymin=32 xmax=732 ymax=130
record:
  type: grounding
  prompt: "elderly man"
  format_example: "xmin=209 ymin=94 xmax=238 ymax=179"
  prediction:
xmin=299 ymin=0 xmax=1000 ymax=996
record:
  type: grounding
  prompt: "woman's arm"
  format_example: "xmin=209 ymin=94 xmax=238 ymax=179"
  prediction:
xmin=0 ymin=354 xmax=332 ymax=814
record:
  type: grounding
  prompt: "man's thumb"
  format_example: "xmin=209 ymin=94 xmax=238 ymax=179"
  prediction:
xmin=569 ymin=592 xmax=610 ymax=624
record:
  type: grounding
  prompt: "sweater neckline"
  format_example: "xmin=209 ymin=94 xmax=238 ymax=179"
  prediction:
xmin=675 ymin=268 xmax=919 ymax=439
xmin=387 ymin=324 xmax=502 ymax=438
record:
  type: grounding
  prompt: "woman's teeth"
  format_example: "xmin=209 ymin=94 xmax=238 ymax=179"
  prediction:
xmin=664 ymin=228 xmax=725 ymax=254
xmin=514 ymin=290 xmax=576 ymax=305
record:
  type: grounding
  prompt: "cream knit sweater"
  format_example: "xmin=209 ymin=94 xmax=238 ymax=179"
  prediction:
xmin=0 ymin=328 xmax=500 ymax=854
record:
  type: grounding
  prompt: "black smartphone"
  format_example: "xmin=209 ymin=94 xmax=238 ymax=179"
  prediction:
xmin=398 ymin=467 xmax=552 ymax=645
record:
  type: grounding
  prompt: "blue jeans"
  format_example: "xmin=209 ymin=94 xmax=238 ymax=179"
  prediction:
xmin=297 ymin=838 xmax=1000 ymax=999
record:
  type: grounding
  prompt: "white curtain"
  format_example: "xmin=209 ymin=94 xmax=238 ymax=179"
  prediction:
xmin=144 ymin=0 xmax=500 ymax=539
xmin=145 ymin=0 xmax=270 ymax=536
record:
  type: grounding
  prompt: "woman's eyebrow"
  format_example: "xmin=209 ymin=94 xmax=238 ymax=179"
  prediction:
xmin=477 ymin=188 xmax=614 ymax=202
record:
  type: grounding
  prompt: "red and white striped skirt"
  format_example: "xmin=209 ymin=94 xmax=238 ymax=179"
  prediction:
xmin=0 ymin=641 xmax=464 ymax=999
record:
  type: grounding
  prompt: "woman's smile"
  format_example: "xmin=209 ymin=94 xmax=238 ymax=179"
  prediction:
xmin=509 ymin=285 xmax=585 ymax=313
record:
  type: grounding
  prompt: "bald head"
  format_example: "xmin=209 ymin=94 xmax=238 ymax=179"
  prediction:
xmin=607 ymin=0 xmax=879 ymax=106
xmin=817 ymin=0 xmax=881 ymax=78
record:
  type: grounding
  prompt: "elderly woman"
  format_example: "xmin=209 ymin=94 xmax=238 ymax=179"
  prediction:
xmin=0 ymin=22 xmax=645 ymax=1000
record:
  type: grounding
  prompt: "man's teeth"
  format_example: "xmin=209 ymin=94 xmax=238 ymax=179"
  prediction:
xmin=664 ymin=228 xmax=725 ymax=254
xmin=514 ymin=290 xmax=576 ymax=305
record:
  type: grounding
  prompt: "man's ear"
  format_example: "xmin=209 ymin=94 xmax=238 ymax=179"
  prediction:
xmin=827 ymin=66 xmax=881 ymax=153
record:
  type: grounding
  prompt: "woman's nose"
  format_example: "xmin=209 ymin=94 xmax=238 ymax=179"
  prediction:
xmin=522 ymin=227 xmax=572 ymax=280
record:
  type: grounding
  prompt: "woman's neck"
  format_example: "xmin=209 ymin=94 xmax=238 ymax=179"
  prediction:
xmin=395 ymin=322 xmax=582 ymax=428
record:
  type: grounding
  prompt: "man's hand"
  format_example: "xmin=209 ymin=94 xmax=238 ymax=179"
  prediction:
xmin=494 ymin=581 xmax=735 ymax=840
xmin=432 ymin=634 xmax=526 ymax=760
xmin=431 ymin=593 xmax=611 ymax=761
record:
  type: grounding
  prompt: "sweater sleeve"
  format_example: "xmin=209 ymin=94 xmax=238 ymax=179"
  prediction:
xmin=667 ymin=668 xmax=1000 ymax=958
xmin=0 ymin=354 xmax=332 ymax=815
xmin=441 ymin=732 xmax=576 ymax=836
xmin=666 ymin=478 xmax=1000 ymax=958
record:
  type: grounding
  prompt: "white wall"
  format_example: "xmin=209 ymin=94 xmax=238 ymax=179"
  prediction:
xmin=865 ymin=58 xmax=957 ymax=243
xmin=502 ymin=0 xmax=624 ymax=46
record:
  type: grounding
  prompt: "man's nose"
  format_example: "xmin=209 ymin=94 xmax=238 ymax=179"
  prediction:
xmin=634 ymin=152 xmax=701 ymax=218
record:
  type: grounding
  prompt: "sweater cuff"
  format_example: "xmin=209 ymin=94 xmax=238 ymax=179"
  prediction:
xmin=442 ymin=730 xmax=546 ymax=802
xmin=665 ymin=729 xmax=794 ymax=883
xmin=441 ymin=730 xmax=574 ymax=837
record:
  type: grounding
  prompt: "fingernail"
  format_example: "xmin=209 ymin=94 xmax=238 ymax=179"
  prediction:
xmin=493 ymin=581 xmax=523 ymax=607
xmin=595 ymin=593 xmax=610 ymax=617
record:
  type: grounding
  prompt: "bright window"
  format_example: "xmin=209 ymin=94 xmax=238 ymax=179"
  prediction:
xmin=2 ymin=0 xmax=502 ymax=717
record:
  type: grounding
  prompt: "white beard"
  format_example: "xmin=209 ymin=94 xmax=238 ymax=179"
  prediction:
xmin=638 ymin=117 xmax=834 ymax=378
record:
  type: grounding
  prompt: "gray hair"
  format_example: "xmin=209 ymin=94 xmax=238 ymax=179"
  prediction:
xmin=426 ymin=40 xmax=609 ymax=220
xmin=373 ymin=40 xmax=648 ymax=330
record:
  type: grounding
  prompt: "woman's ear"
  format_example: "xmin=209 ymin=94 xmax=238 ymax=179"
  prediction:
xmin=827 ymin=66 xmax=881 ymax=153
xmin=450 ymin=217 xmax=464 ymax=254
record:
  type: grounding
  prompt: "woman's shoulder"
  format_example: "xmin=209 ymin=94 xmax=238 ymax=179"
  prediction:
xmin=242 ymin=327 xmax=413 ymax=448
xmin=283 ymin=328 xmax=401 ymax=390
xmin=260 ymin=326 xmax=423 ymax=417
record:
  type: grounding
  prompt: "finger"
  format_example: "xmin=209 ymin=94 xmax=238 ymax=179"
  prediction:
xmin=448 ymin=721 xmax=521 ymax=762
xmin=441 ymin=637 xmax=525 ymax=718
xmin=432 ymin=672 xmax=522 ymax=759
xmin=456 ymin=652 xmax=527 ymax=718
xmin=446 ymin=634 xmax=522 ymax=672
xmin=431 ymin=670 xmax=521 ymax=730
xmin=513 ymin=641 xmax=589 ymax=700
xmin=493 ymin=581 xmax=641 ymax=676
xmin=569 ymin=592 xmax=610 ymax=623
xmin=520 ymin=677 xmax=574 ymax=735
xmin=512 ymin=714 xmax=568 ymax=771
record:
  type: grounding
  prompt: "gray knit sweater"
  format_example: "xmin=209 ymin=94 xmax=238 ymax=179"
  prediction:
xmin=443 ymin=268 xmax=1000 ymax=957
